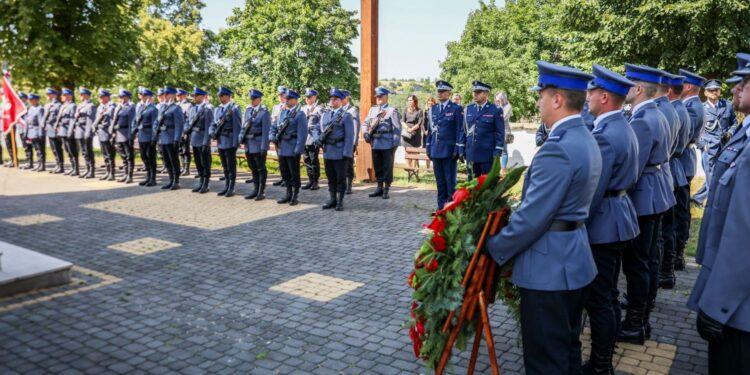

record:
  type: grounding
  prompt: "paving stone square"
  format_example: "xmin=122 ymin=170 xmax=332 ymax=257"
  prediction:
xmin=2 ymin=214 xmax=64 ymax=226
xmin=108 ymin=237 xmax=182 ymax=256
xmin=0 ymin=167 xmax=708 ymax=374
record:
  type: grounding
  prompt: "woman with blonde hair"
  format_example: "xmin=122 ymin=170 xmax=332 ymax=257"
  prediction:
xmin=495 ymin=91 xmax=513 ymax=171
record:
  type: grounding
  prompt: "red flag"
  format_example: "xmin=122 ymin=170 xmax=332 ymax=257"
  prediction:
xmin=2 ymin=71 xmax=27 ymax=134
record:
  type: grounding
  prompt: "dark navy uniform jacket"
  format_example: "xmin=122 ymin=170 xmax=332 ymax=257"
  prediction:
xmin=74 ymin=101 xmax=96 ymax=140
xmin=270 ymin=106 xmax=307 ymax=156
xmin=463 ymin=102 xmax=504 ymax=164
xmin=95 ymin=102 xmax=116 ymax=142
xmin=112 ymin=103 xmax=135 ymax=143
xmin=487 ymin=115 xmax=602 ymax=291
xmin=135 ymin=102 xmax=159 ymax=144
xmin=426 ymin=100 xmax=465 ymax=159
xmin=688 ymin=123 xmax=750 ymax=332
xmin=240 ymin=105 xmax=271 ymax=153
xmin=187 ymin=103 xmax=214 ymax=148
xmin=209 ymin=102 xmax=241 ymax=150
xmin=700 ymin=99 xmax=737 ymax=157
xmin=56 ymin=102 xmax=76 ymax=138
xmin=43 ymin=100 xmax=61 ymax=137
xmin=670 ymin=99 xmax=691 ymax=188
xmin=680 ymin=96 xmax=706 ymax=177
xmin=320 ymin=107 xmax=355 ymax=160
xmin=157 ymin=102 xmax=185 ymax=145
xmin=627 ymin=100 xmax=675 ymax=216
xmin=587 ymin=110 xmax=640 ymax=245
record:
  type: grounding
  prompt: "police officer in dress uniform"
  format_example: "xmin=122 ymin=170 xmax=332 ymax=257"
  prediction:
xmin=157 ymin=86 xmax=185 ymax=190
xmin=155 ymin=88 xmax=167 ymax=174
xmin=56 ymin=89 xmax=78 ymax=176
xmin=341 ymin=90 xmax=359 ymax=194
xmin=133 ymin=88 xmax=159 ymax=187
xmin=674 ymin=69 xmax=706 ymax=270
xmin=688 ymin=63 xmax=750 ymax=375
xmin=176 ymin=88 xmax=193 ymax=176
xmin=535 ymin=99 xmax=595 ymax=146
xmin=16 ymin=92 xmax=33 ymax=169
xmin=43 ymin=88 xmax=63 ymax=173
xmin=617 ymin=64 xmax=675 ymax=345
xmin=485 ymin=61 xmax=602 ymax=375
xmin=583 ymin=64 xmax=640 ymax=374
xmin=318 ymin=88 xmax=355 ymax=211
xmin=26 ymin=94 xmax=46 ymax=171
xmin=464 ymin=80 xmax=505 ymax=177
xmin=111 ymin=89 xmax=136 ymax=183
xmin=74 ymin=88 xmax=96 ymax=178
xmin=187 ymin=87 xmax=213 ymax=194
xmin=270 ymin=89 xmax=307 ymax=205
xmin=301 ymin=89 xmax=324 ymax=191
xmin=426 ymin=80 xmax=465 ymax=209
xmin=363 ymin=86 xmax=401 ymax=199
xmin=692 ymin=79 xmax=737 ymax=205
xmin=94 ymin=89 xmax=117 ymax=181
xmin=209 ymin=86 xmax=241 ymax=197
xmin=240 ymin=88 xmax=271 ymax=200
xmin=659 ymin=73 xmax=693 ymax=289
xmin=271 ymin=86 xmax=288 ymax=187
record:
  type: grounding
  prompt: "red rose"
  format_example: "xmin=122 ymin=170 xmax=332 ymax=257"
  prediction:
xmin=451 ymin=187 xmax=471 ymax=205
xmin=424 ymin=216 xmax=446 ymax=233
xmin=416 ymin=319 xmax=426 ymax=336
xmin=415 ymin=255 xmax=424 ymax=268
xmin=505 ymin=291 xmax=514 ymax=300
xmin=411 ymin=301 xmax=419 ymax=318
xmin=426 ymin=259 xmax=439 ymax=272
xmin=408 ymin=271 xmax=416 ymax=288
xmin=476 ymin=174 xmax=487 ymax=190
xmin=431 ymin=233 xmax=446 ymax=252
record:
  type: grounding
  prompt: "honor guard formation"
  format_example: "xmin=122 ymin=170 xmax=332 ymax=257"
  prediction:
xmin=2 ymin=52 xmax=750 ymax=374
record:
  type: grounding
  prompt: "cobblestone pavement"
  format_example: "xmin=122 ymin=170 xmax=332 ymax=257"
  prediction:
xmin=0 ymin=167 xmax=707 ymax=374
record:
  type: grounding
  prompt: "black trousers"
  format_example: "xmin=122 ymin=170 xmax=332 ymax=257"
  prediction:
xmin=586 ymin=242 xmax=625 ymax=356
xmin=279 ymin=154 xmax=301 ymax=188
xmin=116 ymin=141 xmax=134 ymax=171
xmin=180 ymin=135 xmax=191 ymax=170
xmin=193 ymin=146 xmax=212 ymax=178
xmin=246 ymin=151 xmax=267 ymax=174
xmin=659 ymin=197 xmax=676 ymax=274
xmin=78 ymin=137 xmax=94 ymax=167
xmin=648 ymin=214 xmax=664 ymax=302
xmin=623 ymin=214 xmax=661 ymax=307
xmin=324 ymin=158 xmax=348 ymax=193
xmin=160 ymin=143 xmax=181 ymax=177
xmin=64 ymin=137 xmax=79 ymax=167
xmin=674 ymin=184 xmax=691 ymax=257
xmin=303 ymin=145 xmax=321 ymax=179
xmin=346 ymin=150 xmax=355 ymax=179
xmin=372 ymin=147 xmax=396 ymax=184
xmin=708 ymin=326 xmax=750 ymax=375
xmin=49 ymin=136 xmax=64 ymax=166
xmin=520 ymin=286 xmax=589 ymax=375
xmin=22 ymin=139 xmax=33 ymax=165
xmin=2 ymin=131 xmax=16 ymax=164
xmin=101 ymin=140 xmax=116 ymax=170
xmin=139 ymin=141 xmax=157 ymax=176
xmin=218 ymin=148 xmax=237 ymax=180
xmin=32 ymin=138 xmax=46 ymax=166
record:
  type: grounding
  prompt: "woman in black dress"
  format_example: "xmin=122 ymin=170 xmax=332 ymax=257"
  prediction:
xmin=402 ymin=95 xmax=424 ymax=149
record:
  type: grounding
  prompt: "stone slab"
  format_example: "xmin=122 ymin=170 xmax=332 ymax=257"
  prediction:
xmin=0 ymin=240 xmax=72 ymax=297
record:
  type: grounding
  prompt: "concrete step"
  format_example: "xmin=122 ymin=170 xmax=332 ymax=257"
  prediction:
xmin=0 ymin=240 xmax=72 ymax=298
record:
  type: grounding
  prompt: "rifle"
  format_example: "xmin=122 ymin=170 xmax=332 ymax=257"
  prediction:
xmin=319 ymin=108 xmax=346 ymax=145
xmin=108 ymin=105 xmax=123 ymax=143
xmin=53 ymin=103 xmax=67 ymax=133
xmin=183 ymin=106 xmax=204 ymax=142
xmin=154 ymin=103 xmax=175 ymax=143
xmin=367 ymin=108 xmax=388 ymax=137
xmin=42 ymin=104 xmax=52 ymax=130
xmin=68 ymin=107 xmax=83 ymax=140
xmin=271 ymin=106 xmax=299 ymax=144
xmin=239 ymin=106 xmax=265 ymax=141
xmin=210 ymin=104 xmax=234 ymax=140
xmin=91 ymin=105 xmax=110 ymax=138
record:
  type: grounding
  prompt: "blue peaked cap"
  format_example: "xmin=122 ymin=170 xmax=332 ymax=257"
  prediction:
xmin=248 ymin=88 xmax=263 ymax=98
xmin=679 ymin=69 xmax=706 ymax=86
xmin=329 ymin=88 xmax=345 ymax=99
xmin=374 ymin=86 xmax=391 ymax=96
xmin=285 ymin=89 xmax=300 ymax=99
xmin=624 ymin=64 xmax=663 ymax=84
xmin=532 ymin=61 xmax=593 ymax=92
xmin=587 ymin=64 xmax=634 ymax=96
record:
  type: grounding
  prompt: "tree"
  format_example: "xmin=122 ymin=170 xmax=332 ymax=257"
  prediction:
xmin=218 ymin=0 xmax=359 ymax=106
xmin=0 ymin=0 xmax=140 ymax=89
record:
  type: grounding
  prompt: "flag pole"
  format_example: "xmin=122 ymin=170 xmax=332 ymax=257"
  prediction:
xmin=10 ymin=124 xmax=18 ymax=168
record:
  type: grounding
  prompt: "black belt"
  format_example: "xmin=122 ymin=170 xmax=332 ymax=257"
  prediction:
xmin=643 ymin=164 xmax=661 ymax=174
xmin=604 ymin=190 xmax=626 ymax=198
xmin=549 ymin=220 xmax=584 ymax=232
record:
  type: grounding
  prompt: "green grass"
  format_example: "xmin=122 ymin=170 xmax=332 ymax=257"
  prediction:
xmin=686 ymin=176 xmax=705 ymax=258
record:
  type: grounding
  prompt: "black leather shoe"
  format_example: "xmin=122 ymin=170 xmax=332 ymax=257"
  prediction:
xmin=322 ymin=192 xmax=337 ymax=209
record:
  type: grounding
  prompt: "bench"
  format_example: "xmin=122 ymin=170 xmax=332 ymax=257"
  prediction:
xmin=403 ymin=147 xmax=433 ymax=182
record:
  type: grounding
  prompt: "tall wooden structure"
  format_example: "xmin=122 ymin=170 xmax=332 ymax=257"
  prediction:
xmin=356 ymin=0 xmax=377 ymax=182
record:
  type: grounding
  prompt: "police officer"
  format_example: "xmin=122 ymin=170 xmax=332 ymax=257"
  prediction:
xmin=363 ymin=86 xmax=401 ymax=199
xmin=157 ymin=86 xmax=185 ymax=190
xmin=486 ymin=61 xmax=602 ymax=375
xmin=582 ymin=65 xmax=640 ymax=373
xmin=209 ymin=87 xmax=241 ymax=197
xmin=55 ymin=88 xmax=78 ymax=176
xmin=341 ymin=89 xmax=359 ymax=194
xmin=111 ymin=89 xmax=136 ymax=183
xmin=240 ymin=88 xmax=271 ymax=200
xmin=676 ymin=69 xmax=706 ymax=271
xmin=270 ymin=89 xmax=307 ymax=205
xmin=74 ymin=88 xmax=96 ymax=178
xmin=26 ymin=94 xmax=46 ymax=171
xmin=94 ymin=89 xmax=117 ymax=181
xmin=425 ymin=80 xmax=465 ymax=209
xmin=318 ymin=88 xmax=355 ymax=211
xmin=659 ymin=73 xmax=693 ymax=289
xmin=187 ymin=87 xmax=214 ymax=193
xmin=271 ymin=86 xmax=288 ymax=187
xmin=692 ymin=79 xmax=737 ymax=206
xmin=133 ymin=88 xmax=159 ymax=187
xmin=43 ymin=88 xmax=63 ymax=173
xmin=688 ymin=64 xmax=750 ymax=375
xmin=16 ymin=92 xmax=33 ymax=169
xmin=176 ymin=88 xmax=193 ymax=176
xmin=618 ymin=64 xmax=675 ymax=345
xmin=464 ymin=80 xmax=505 ymax=177
xmin=301 ymin=89 xmax=324 ymax=191
xmin=155 ymin=88 xmax=167 ymax=175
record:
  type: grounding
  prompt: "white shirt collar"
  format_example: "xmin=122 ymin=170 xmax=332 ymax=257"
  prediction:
xmin=706 ymin=99 xmax=718 ymax=109
xmin=550 ymin=114 xmax=582 ymax=133
xmin=682 ymin=95 xmax=700 ymax=103
xmin=593 ymin=110 xmax=621 ymax=130
xmin=632 ymin=99 xmax=654 ymax=117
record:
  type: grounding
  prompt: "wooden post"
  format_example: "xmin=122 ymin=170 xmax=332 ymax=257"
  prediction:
xmin=357 ymin=0 xmax=377 ymax=182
